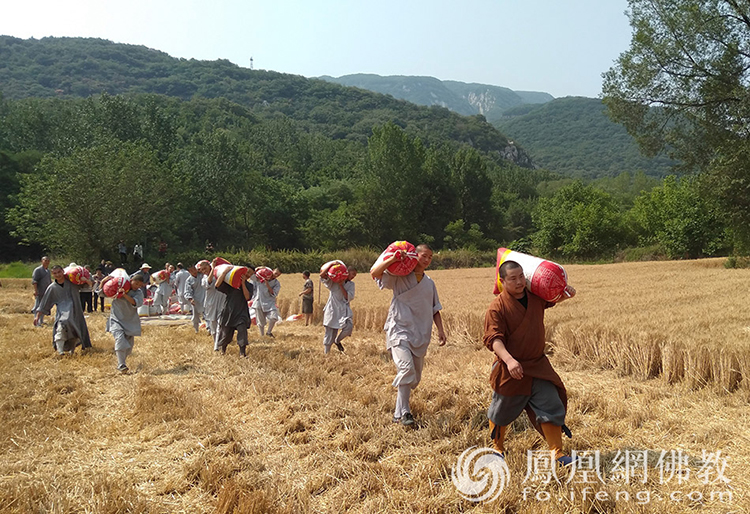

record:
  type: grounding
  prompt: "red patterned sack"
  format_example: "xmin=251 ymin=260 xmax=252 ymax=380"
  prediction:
xmin=103 ymin=268 xmax=131 ymax=299
xmin=492 ymin=248 xmax=568 ymax=302
xmin=255 ymin=266 xmax=274 ymax=283
xmin=64 ymin=264 xmax=91 ymax=285
xmin=372 ymin=241 xmax=418 ymax=276
xmin=322 ymin=260 xmax=348 ymax=283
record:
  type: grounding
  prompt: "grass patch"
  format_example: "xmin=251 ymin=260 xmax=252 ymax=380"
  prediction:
xmin=0 ymin=261 xmax=35 ymax=278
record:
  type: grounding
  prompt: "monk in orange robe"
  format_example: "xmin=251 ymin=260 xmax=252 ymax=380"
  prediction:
xmin=483 ymin=260 xmax=576 ymax=465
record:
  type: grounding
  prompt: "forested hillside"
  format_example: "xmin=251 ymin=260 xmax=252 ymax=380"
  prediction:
xmin=495 ymin=97 xmax=675 ymax=177
xmin=0 ymin=36 xmax=528 ymax=161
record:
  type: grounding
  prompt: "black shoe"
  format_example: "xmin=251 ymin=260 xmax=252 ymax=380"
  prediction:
xmin=392 ymin=415 xmax=401 ymax=423
xmin=334 ymin=341 xmax=345 ymax=352
xmin=400 ymin=413 xmax=415 ymax=426
xmin=267 ymin=333 xmax=275 ymax=338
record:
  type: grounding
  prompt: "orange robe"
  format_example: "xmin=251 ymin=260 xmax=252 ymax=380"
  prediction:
xmin=483 ymin=290 xmax=567 ymax=433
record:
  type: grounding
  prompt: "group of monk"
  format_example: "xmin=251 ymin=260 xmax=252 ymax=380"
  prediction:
xmin=29 ymin=244 xmax=579 ymax=466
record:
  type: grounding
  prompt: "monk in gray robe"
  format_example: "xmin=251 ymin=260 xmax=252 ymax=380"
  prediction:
xmin=173 ymin=263 xmax=190 ymax=314
xmin=102 ymin=273 xmax=145 ymax=373
xmin=184 ymin=265 xmax=206 ymax=333
xmin=153 ymin=268 xmax=172 ymax=315
xmin=31 ymin=256 xmax=51 ymax=326
xmin=371 ymin=244 xmax=446 ymax=427
xmin=319 ymin=263 xmax=357 ymax=354
xmin=200 ymin=260 xmax=225 ymax=349
xmin=35 ymin=265 xmax=93 ymax=354
xmin=251 ymin=269 xmax=281 ymax=337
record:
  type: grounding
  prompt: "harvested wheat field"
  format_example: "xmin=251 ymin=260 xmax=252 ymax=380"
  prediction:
xmin=0 ymin=259 xmax=748 ymax=513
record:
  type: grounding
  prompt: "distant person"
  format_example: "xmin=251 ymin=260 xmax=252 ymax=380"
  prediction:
xmin=118 ymin=240 xmax=127 ymax=265
xmin=173 ymin=263 xmax=190 ymax=314
xmin=214 ymin=260 xmax=254 ymax=356
xmin=102 ymin=272 xmax=145 ymax=373
xmin=205 ymin=241 xmax=214 ymax=254
xmin=153 ymin=266 xmax=172 ymax=315
xmin=138 ymin=263 xmax=152 ymax=295
xmin=252 ymin=268 xmax=281 ymax=337
xmin=184 ymin=264 xmax=206 ymax=334
xmin=92 ymin=268 xmax=105 ymax=312
xmin=158 ymin=240 xmax=168 ymax=260
xmin=319 ymin=263 xmax=357 ymax=353
xmin=34 ymin=265 xmax=93 ymax=355
xmin=31 ymin=256 xmax=52 ymax=326
xmin=298 ymin=271 xmax=314 ymax=326
xmin=133 ymin=243 xmax=144 ymax=263
xmin=79 ymin=265 xmax=93 ymax=313
xmin=104 ymin=261 xmax=115 ymax=276
xmin=370 ymin=244 xmax=446 ymax=427
xmin=200 ymin=260 xmax=225 ymax=349
xmin=483 ymin=260 xmax=576 ymax=465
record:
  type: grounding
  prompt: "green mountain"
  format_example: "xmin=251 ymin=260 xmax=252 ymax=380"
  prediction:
xmin=319 ymin=74 xmax=552 ymax=120
xmin=495 ymin=97 xmax=676 ymax=177
xmin=0 ymin=36 xmax=531 ymax=165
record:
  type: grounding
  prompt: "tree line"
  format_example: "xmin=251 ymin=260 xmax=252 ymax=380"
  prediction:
xmin=0 ymin=92 xmax=739 ymax=264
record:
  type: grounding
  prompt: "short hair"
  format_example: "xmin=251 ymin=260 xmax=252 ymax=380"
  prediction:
xmin=416 ymin=243 xmax=432 ymax=253
xmin=499 ymin=260 xmax=523 ymax=279
xmin=348 ymin=267 xmax=358 ymax=273
xmin=177 ymin=263 xmax=184 ymax=269
xmin=130 ymin=272 xmax=146 ymax=284
xmin=51 ymin=264 xmax=63 ymax=272
xmin=41 ymin=256 xmax=50 ymax=261
xmin=302 ymin=271 xmax=310 ymax=278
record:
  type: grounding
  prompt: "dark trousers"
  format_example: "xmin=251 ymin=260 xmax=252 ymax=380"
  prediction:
xmin=80 ymin=292 xmax=93 ymax=313
xmin=217 ymin=323 xmax=248 ymax=355
xmin=93 ymin=294 xmax=104 ymax=312
xmin=120 ymin=252 xmax=127 ymax=265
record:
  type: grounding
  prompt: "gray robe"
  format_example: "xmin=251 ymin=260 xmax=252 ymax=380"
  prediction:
xmin=202 ymin=273 xmax=226 ymax=322
xmin=174 ymin=269 xmax=189 ymax=299
xmin=184 ymin=274 xmax=206 ymax=314
xmin=39 ymin=279 xmax=92 ymax=349
xmin=106 ymin=289 xmax=144 ymax=337
xmin=376 ymin=272 xmax=442 ymax=358
xmin=322 ymin=278 xmax=355 ymax=329
xmin=251 ymin=277 xmax=280 ymax=312
xmin=32 ymin=265 xmax=51 ymax=313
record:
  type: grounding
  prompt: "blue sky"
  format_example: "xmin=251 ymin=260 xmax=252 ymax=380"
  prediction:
xmin=1 ymin=0 xmax=633 ymax=98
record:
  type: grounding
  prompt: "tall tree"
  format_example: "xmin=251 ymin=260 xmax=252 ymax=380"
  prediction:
xmin=632 ymin=175 xmax=728 ymax=258
xmin=359 ymin=123 xmax=427 ymax=245
xmin=602 ymin=0 xmax=750 ymax=248
xmin=7 ymin=141 xmax=177 ymax=261
xmin=533 ymin=181 xmax=629 ymax=259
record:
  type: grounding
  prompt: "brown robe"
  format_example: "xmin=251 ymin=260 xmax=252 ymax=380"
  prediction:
xmin=483 ymin=290 xmax=567 ymax=434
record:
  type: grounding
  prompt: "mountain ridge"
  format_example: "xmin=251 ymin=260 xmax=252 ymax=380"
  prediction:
xmin=495 ymin=96 xmax=675 ymax=177
xmin=0 ymin=35 xmax=533 ymax=166
xmin=319 ymin=73 xmax=553 ymax=120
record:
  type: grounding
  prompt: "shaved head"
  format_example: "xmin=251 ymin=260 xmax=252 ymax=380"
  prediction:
xmin=499 ymin=260 xmax=523 ymax=279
